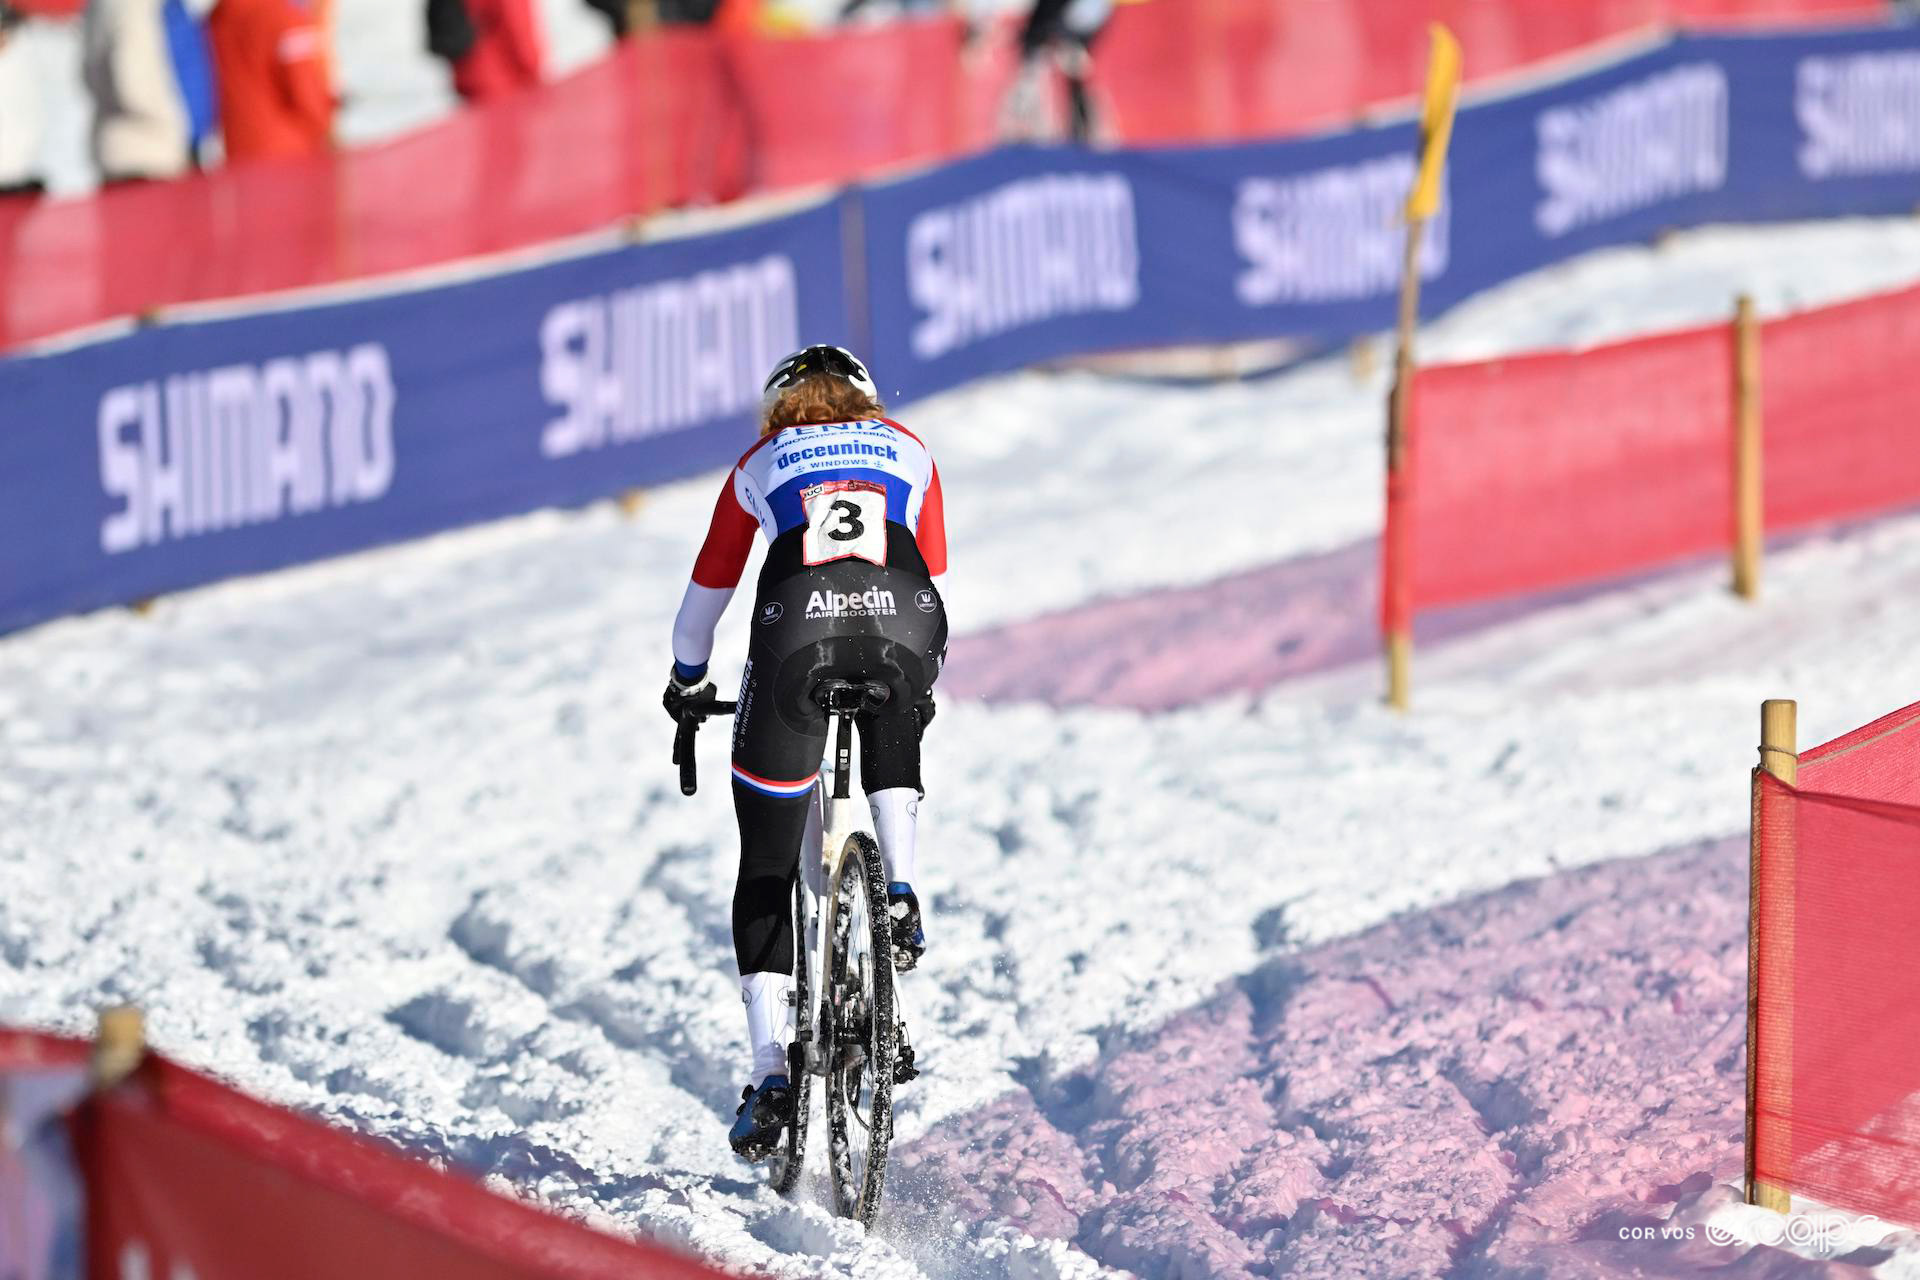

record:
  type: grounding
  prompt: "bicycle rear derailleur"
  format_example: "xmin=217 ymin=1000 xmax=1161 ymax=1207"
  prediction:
xmin=894 ymin=1027 xmax=918 ymax=1085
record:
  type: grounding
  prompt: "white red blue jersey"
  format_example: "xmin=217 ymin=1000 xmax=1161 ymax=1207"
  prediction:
xmin=672 ymin=418 xmax=946 ymax=675
xmin=690 ymin=418 xmax=947 ymax=589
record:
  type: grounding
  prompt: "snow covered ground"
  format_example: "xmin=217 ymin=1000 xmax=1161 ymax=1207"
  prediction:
xmin=7 ymin=219 xmax=1920 ymax=1278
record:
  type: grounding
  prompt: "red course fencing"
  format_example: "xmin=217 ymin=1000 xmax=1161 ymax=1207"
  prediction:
xmin=0 ymin=22 xmax=966 ymax=349
xmin=1387 ymin=324 xmax=1735 ymax=626
xmin=0 ymin=0 xmax=1879 ymax=350
xmin=1093 ymin=0 xmax=1875 ymax=147
xmin=1763 ymin=287 xmax=1920 ymax=534
xmin=1 ymin=1028 xmax=734 ymax=1280
xmin=1385 ymin=281 xmax=1920 ymax=632
xmin=1752 ymin=702 xmax=1920 ymax=1224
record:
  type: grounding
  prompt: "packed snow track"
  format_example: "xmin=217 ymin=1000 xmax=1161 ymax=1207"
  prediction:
xmin=8 ymin=222 xmax=1920 ymax=1278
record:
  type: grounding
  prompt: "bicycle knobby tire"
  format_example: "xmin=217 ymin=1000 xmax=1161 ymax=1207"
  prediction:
xmin=824 ymin=831 xmax=896 ymax=1226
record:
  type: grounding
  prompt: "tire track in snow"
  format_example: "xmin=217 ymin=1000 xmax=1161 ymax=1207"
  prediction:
xmin=886 ymin=835 xmax=1829 ymax=1279
xmin=942 ymin=540 xmax=1746 ymax=713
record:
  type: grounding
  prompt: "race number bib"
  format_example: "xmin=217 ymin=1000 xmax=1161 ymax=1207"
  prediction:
xmin=801 ymin=480 xmax=888 ymax=567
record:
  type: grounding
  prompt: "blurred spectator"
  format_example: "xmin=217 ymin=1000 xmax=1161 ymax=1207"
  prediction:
xmin=579 ymin=0 xmax=631 ymax=36
xmin=1005 ymin=0 xmax=1110 ymax=143
xmin=82 ymin=0 xmax=192 ymax=183
xmin=838 ymin=0 xmax=948 ymax=19
xmin=206 ymin=0 xmax=331 ymax=161
xmin=659 ymin=0 xmax=720 ymax=22
xmin=577 ymin=0 xmax=748 ymax=34
xmin=425 ymin=0 xmax=473 ymax=61
xmin=0 ymin=1 xmax=47 ymax=197
xmin=428 ymin=0 xmax=543 ymax=102
xmin=163 ymin=0 xmax=219 ymax=165
xmin=708 ymin=0 xmax=761 ymax=30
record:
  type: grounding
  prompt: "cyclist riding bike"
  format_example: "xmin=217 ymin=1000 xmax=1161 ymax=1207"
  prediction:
xmin=661 ymin=346 xmax=948 ymax=1159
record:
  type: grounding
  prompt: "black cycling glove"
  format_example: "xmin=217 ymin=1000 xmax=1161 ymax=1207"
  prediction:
xmin=663 ymin=664 xmax=717 ymax=724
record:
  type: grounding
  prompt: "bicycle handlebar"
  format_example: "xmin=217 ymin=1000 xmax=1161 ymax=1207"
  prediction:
xmin=673 ymin=699 xmax=737 ymax=796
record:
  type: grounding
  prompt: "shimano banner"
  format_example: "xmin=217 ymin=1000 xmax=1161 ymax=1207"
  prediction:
xmin=861 ymin=23 xmax=1920 ymax=403
xmin=857 ymin=129 xmax=1439 ymax=403
xmin=0 ymin=203 xmax=848 ymax=634
xmin=3 ymin=23 xmax=1918 ymax=634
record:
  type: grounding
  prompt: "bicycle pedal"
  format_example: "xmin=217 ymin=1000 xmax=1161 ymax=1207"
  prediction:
xmin=736 ymin=1137 xmax=779 ymax=1164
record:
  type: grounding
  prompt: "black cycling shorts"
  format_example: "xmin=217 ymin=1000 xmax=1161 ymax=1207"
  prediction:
xmin=726 ymin=524 xmax=947 ymax=974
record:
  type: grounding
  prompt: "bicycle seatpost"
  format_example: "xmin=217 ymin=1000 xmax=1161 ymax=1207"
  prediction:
xmin=833 ymin=710 xmax=854 ymax=801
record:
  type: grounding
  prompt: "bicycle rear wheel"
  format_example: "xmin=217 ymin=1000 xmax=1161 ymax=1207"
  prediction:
xmin=769 ymin=877 xmax=811 ymax=1194
xmin=824 ymin=831 xmax=896 ymax=1226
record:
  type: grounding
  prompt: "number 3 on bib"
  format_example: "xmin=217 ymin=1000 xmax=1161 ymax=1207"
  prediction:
xmin=801 ymin=480 xmax=889 ymax=567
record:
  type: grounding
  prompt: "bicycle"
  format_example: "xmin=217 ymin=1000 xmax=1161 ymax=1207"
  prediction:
xmin=674 ymin=681 xmax=915 ymax=1227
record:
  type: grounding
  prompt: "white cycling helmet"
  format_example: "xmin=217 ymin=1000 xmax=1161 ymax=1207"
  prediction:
xmin=760 ymin=345 xmax=879 ymax=418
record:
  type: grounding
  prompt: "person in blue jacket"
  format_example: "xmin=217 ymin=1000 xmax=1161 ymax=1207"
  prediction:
xmin=163 ymin=0 xmax=218 ymax=166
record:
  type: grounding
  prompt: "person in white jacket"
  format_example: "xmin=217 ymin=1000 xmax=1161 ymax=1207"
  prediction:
xmin=0 ymin=4 xmax=48 ymax=197
xmin=83 ymin=0 xmax=190 ymax=184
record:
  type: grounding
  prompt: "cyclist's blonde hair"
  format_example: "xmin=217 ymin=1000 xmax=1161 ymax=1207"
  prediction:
xmin=762 ymin=373 xmax=885 ymax=436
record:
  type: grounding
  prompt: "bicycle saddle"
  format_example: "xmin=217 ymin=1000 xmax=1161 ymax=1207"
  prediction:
xmin=811 ymin=679 xmax=893 ymax=715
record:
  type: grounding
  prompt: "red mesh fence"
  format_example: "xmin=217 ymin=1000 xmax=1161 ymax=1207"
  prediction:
xmin=72 ymin=1051 xmax=737 ymax=1279
xmin=1385 ymin=324 xmax=1734 ymax=628
xmin=1763 ymin=284 xmax=1920 ymax=537
xmin=1094 ymin=0 xmax=1876 ymax=147
xmin=1390 ymin=280 xmax=1920 ymax=632
xmin=0 ymin=0 xmax=1881 ymax=349
xmin=0 ymin=21 xmax=960 ymax=349
xmin=0 ymin=1027 xmax=89 ymax=1069
xmin=1800 ymin=699 xmax=1920 ymax=804
xmin=1752 ymin=702 xmax=1920 ymax=1224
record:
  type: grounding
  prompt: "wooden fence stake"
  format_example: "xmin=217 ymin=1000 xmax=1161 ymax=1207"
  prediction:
xmin=1386 ymin=629 xmax=1412 ymax=711
xmin=1733 ymin=295 xmax=1762 ymax=600
xmin=92 ymin=1005 xmax=146 ymax=1089
xmin=1386 ymin=227 xmax=1420 ymax=713
xmin=1349 ymin=336 xmax=1379 ymax=385
xmin=1746 ymin=698 xmax=1795 ymax=1213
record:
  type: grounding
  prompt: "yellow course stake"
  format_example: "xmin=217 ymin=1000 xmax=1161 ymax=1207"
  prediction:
xmin=1386 ymin=23 xmax=1462 ymax=711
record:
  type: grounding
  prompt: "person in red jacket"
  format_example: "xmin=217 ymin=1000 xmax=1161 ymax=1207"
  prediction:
xmin=206 ymin=0 xmax=332 ymax=162
xmin=451 ymin=0 xmax=543 ymax=102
